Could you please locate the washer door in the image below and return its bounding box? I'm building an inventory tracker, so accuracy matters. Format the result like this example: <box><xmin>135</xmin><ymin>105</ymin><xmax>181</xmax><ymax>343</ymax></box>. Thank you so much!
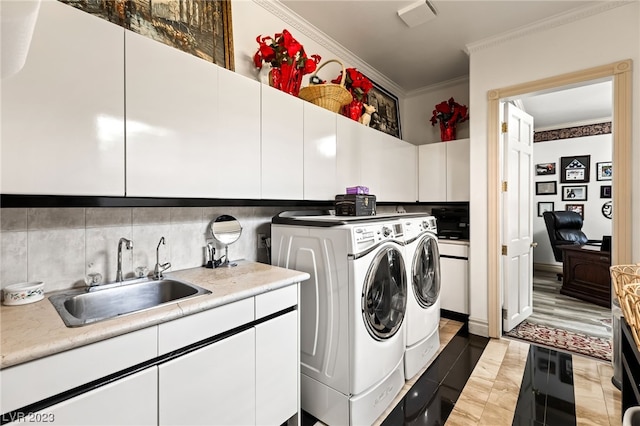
<box><xmin>362</xmin><ymin>246</ymin><xmax>407</xmax><ymax>340</ymax></box>
<box><xmin>412</xmin><ymin>235</ymin><xmax>441</xmax><ymax>308</ymax></box>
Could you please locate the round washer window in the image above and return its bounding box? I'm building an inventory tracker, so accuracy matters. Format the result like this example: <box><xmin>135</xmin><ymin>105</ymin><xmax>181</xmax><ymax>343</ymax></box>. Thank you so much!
<box><xmin>362</xmin><ymin>246</ymin><xmax>407</xmax><ymax>340</ymax></box>
<box><xmin>412</xmin><ymin>236</ymin><xmax>440</xmax><ymax>308</ymax></box>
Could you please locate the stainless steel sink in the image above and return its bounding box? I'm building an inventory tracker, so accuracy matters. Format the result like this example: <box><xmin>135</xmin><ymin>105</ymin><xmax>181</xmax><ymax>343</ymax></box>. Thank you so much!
<box><xmin>49</xmin><ymin>278</ymin><xmax>211</xmax><ymax>327</ymax></box>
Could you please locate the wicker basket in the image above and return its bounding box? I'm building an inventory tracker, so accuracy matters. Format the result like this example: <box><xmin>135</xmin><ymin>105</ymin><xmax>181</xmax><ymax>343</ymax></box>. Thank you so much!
<box><xmin>612</xmin><ymin>264</ymin><xmax>640</xmax><ymax>347</ymax></box>
<box><xmin>298</xmin><ymin>59</ymin><xmax>353</xmax><ymax>113</ymax></box>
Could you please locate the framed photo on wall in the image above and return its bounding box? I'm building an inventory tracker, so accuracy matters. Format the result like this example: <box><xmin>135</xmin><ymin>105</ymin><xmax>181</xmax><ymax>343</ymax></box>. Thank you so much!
<box><xmin>600</xmin><ymin>185</ymin><xmax>612</xmax><ymax>199</ymax></box>
<box><xmin>366</xmin><ymin>81</ymin><xmax>402</xmax><ymax>139</ymax></box>
<box><xmin>561</xmin><ymin>185</ymin><xmax>587</xmax><ymax>201</ymax></box>
<box><xmin>596</xmin><ymin>162</ymin><xmax>612</xmax><ymax>181</ymax></box>
<box><xmin>560</xmin><ymin>155</ymin><xmax>591</xmax><ymax>183</ymax></box>
<box><xmin>565</xmin><ymin>203</ymin><xmax>584</xmax><ymax>218</ymax></box>
<box><xmin>537</xmin><ymin>202</ymin><xmax>554</xmax><ymax>217</ymax></box>
<box><xmin>535</xmin><ymin>181</ymin><xmax>557</xmax><ymax>195</ymax></box>
<box><xmin>535</xmin><ymin>163</ymin><xmax>556</xmax><ymax>176</ymax></box>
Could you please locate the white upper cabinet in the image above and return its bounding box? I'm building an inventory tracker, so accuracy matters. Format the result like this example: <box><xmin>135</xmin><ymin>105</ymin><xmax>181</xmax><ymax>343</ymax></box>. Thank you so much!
<box><xmin>419</xmin><ymin>138</ymin><xmax>470</xmax><ymax>202</ymax></box>
<box><xmin>1</xmin><ymin>1</ymin><xmax>125</xmax><ymax>196</ymax></box>
<box><xmin>378</xmin><ymin>132</ymin><xmax>417</xmax><ymax>202</ymax></box>
<box><xmin>337</xmin><ymin>116</ymin><xmax>416</xmax><ymax>202</ymax></box>
<box><xmin>446</xmin><ymin>138</ymin><xmax>470</xmax><ymax>201</ymax></box>
<box><xmin>125</xmin><ymin>31</ymin><xmax>219</xmax><ymax>198</ymax></box>
<box><xmin>304</xmin><ymin>102</ymin><xmax>337</xmax><ymax>200</ymax></box>
<box><xmin>336</xmin><ymin>115</ymin><xmax>364</xmax><ymax>194</ymax></box>
<box><xmin>418</xmin><ymin>143</ymin><xmax>447</xmax><ymax>201</ymax></box>
<box><xmin>215</xmin><ymin>68</ymin><xmax>261</xmax><ymax>199</ymax></box>
<box><xmin>261</xmin><ymin>85</ymin><xmax>304</xmax><ymax>199</ymax></box>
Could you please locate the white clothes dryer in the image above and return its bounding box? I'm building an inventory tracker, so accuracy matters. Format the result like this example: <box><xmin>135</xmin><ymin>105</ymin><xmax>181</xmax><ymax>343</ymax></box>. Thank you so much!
<box><xmin>401</xmin><ymin>215</ymin><xmax>441</xmax><ymax>380</ymax></box>
<box><xmin>271</xmin><ymin>211</ymin><xmax>415</xmax><ymax>426</ymax></box>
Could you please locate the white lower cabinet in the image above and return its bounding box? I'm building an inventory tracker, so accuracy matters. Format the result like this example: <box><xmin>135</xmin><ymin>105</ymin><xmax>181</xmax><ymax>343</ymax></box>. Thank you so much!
<box><xmin>256</xmin><ymin>311</ymin><xmax>298</xmax><ymax>425</ymax></box>
<box><xmin>0</xmin><ymin>285</ymin><xmax>299</xmax><ymax>426</ymax></box>
<box><xmin>439</xmin><ymin>242</ymin><xmax>469</xmax><ymax>314</ymax></box>
<box><xmin>159</xmin><ymin>329</ymin><xmax>256</xmax><ymax>426</ymax></box>
<box><xmin>11</xmin><ymin>368</ymin><xmax>158</xmax><ymax>426</ymax></box>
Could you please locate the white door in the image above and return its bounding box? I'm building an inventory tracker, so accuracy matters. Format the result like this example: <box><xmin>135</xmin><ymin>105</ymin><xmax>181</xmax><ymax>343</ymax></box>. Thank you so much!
<box><xmin>502</xmin><ymin>103</ymin><xmax>535</xmax><ymax>332</ymax></box>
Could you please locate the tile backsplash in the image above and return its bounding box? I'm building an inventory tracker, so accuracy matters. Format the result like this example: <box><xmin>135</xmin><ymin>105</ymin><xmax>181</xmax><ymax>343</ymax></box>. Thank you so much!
<box><xmin>0</xmin><ymin>206</ymin><xmax>289</xmax><ymax>294</ymax></box>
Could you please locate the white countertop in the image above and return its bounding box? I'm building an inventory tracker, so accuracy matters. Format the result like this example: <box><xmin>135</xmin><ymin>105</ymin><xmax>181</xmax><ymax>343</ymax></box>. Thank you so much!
<box><xmin>0</xmin><ymin>261</ymin><xmax>309</xmax><ymax>369</ymax></box>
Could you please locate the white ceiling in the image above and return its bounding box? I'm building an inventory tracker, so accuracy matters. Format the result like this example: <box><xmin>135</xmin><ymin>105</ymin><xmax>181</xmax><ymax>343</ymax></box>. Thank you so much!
<box><xmin>280</xmin><ymin>0</ymin><xmax>613</xmax><ymax>129</ymax></box>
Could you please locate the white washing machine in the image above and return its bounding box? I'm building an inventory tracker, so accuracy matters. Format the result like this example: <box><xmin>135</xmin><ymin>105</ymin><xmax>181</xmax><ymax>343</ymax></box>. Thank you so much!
<box><xmin>271</xmin><ymin>211</ymin><xmax>416</xmax><ymax>426</ymax></box>
<box><xmin>402</xmin><ymin>215</ymin><xmax>441</xmax><ymax>380</ymax></box>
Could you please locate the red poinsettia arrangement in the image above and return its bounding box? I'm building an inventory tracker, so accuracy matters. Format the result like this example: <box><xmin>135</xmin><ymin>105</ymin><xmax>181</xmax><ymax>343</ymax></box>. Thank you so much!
<box><xmin>430</xmin><ymin>97</ymin><xmax>469</xmax><ymax>128</ymax></box>
<box><xmin>331</xmin><ymin>68</ymin><xmax>373</xmax><ymax>102</ymax></box>
<box><xmin>253</xmin><ymin>29</ymin><xmax>320</xmax><ymax>74</ymax></box>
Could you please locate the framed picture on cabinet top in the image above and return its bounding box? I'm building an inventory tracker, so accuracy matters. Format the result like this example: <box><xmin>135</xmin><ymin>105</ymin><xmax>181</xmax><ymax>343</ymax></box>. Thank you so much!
<box><xmin>560</xmin><ymin>155</ymin><xmax>591</xmax><ymax>183</ymax></box>
<box><xmin>58</xmin><ymin>0</ymin><xmax>235</xmax><ymax>70</ymax></box>
<box><xmin>596</xmin><ymin>162</ymin><xmax>612</xmax><ymax>181</ymax></box>
<box><xmin>600</xmin><ymin>185</ymin><xmax>612</xmax><ymax>199</ymax></box>
<box><xmin>366</xmin><ymin>80</ymin><xmax>402</xmax><ymax>139</ymax></box>
<box><xmin>565</xmin><ymin>203</ymin><xmax>584</xmax><ymax>218</ymax></box>
<box><xmin>535</xmin><ymin>181</ymin><xmax>557</xmax><ymax>195</ymax></box>
<box><xmin>561</xmin><ymin>185</ymin><xmax>587</xmax><ymax>201</ymax></box>
<box><xmin>537</xmin><ymin>202</ymin><xmax>554</xmax><ymax>217</ymax></box>
<box><xmin>535</xmin><ymin>163</ymin><xmax>556</xmax><ymax>176</ymax></box>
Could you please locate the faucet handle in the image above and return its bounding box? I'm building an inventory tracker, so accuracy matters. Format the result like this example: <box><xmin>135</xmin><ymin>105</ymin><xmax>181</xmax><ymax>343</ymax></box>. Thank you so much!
<box><xmin>85</xmin><ymin>273</ymin><xmax>103</xmax><ymax>287</ymax></box>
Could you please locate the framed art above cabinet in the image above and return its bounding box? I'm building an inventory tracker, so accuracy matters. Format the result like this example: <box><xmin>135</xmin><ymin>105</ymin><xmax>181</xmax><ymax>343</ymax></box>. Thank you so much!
<box><xmin>58</xmin><ymin>0</ymin><xmax>234</xmax><ymax>70</ymax></box>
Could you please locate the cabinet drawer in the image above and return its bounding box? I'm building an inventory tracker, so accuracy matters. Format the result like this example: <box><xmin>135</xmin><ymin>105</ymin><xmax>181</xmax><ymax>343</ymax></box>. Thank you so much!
<box><xmin>255</xmin><ymin>284</ymin><xmax>297</xmax><ymax>319</ymax></box>
<box><xmin>0</xmin><ymin>327</ymin><xmax>157</xmax><ymax>414</ymax></box>
<box><xmin>158</xmin><ymin>298</ymin><xmax>254</xmax><ymax>355</ymax></box>
<box><xmin>439</xmin><ymin>242</ymin><xmax>469</xmax><ymax>258</ymax></box>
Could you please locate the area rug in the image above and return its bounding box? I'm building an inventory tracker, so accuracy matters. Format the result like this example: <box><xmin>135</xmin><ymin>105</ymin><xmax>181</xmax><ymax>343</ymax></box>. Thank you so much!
<box><xmin>505</xmin><ymin>320</ymin><xmax>612</xmax><ymax>362</ymax></box>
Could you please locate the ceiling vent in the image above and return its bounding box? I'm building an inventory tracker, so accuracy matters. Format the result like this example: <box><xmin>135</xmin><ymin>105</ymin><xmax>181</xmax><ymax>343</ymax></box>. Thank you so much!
<box><xmin>397</xmin><ymin>0</ymin><xmax>438</xmax><ymax>28</ymax></box>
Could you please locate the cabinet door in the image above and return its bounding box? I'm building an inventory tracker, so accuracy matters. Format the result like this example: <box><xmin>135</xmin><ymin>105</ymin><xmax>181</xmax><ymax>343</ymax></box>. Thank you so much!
<box><xmin>418</xmin><ymin>143</ymin><xmax>447</xmax><ymax>202</ymax></box>
<box><xmin>125</xmin><ymin>31</ymin><xmax>219</xmax><ymax>198</ymax></box>
<box><xmin>446</xmin><ymin>138</ymin><xmax>470</xmax><ymax>201</ymax></box>
<box><xmin>440</xmin><ymin>257</ymin><xmax>469</xmax><ymax>314</ymax></box>
<box><xmin>304</xmin><ymin>103</ymin><xmax>337</xmax><ymax>200</ymax></box>
<box><xmin>215</xmin><ymin>68</ymin><xmax>261</xmax><ymax>198</ymax></box>
<box><xmin>256</xmin><ymin>310</ymin><xmax>298</xmax><ymax>425</ymax></box>
<box><xmin>1</xmin><ymin>1</ymin><xmax>125</xmax><ymax>196</ymax></box>
<box><xmin>359</xmin><ymin>126</ymin><xmax>386</xmax><ymax>199</ymax></box>
<box><xmin>158</xmin><ymin>329</ymin><xmax>256</xmax><ymax>425</ymax></box>
<box><xmin>261</xmin><ymin>85</ymin><xmax>304</xmax><ymax>199</ymax></box>
<box><xmin>8</xmin><ymin>368</ymin><xmax>158</xmax><ymax>426</ymax></box>
<box><xmin>336</xmin><ymin>115</ymin><xmax>363</xmax><ymax>193</ymax></box>
<box><xmin>379</xmin><ymin>133</ymin><xmax>417</xmax><ymax>202</ymax></box>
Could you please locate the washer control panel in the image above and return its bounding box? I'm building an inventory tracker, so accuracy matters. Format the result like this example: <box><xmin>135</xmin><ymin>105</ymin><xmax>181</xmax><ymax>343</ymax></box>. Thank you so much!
<box><xmin>353</xmin><ymin>222</ymin><xmax>403</xmax><ymax>250</ymax></box>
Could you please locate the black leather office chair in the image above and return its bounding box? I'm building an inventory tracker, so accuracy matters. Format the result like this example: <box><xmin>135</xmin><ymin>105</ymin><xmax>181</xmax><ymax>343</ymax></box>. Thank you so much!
<box><xmin>542</xmin><ymin>210</ymin><xmax>601</xmax><ymax>280</ymax></box>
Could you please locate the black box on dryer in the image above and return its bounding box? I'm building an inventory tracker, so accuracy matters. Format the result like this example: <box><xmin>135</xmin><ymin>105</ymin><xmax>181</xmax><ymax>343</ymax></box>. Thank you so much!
<box><xmin>334</xmin><ymin>194</ymin><xmax>376</xmax><ymax>216</ymax></box>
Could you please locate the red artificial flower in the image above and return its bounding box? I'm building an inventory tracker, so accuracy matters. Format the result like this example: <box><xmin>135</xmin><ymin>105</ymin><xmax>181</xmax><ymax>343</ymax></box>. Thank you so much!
<box><xmin>253</xmin><ymin>29</ymin><xmax>320</xmax><ymax>75</ymax></box>
<box><xmin>332</xmin><ymin>67</ymin><xmax>373</xmax><ymax>101</ymax></box>
<box><xmin>430</xmin><ymin>97</ymin><xmax>469</xmax><ymax>128</ymax></box>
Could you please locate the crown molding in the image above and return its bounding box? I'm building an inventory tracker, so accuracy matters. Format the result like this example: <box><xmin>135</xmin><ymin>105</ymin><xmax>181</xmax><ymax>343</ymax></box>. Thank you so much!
<box><xmin>464</xmin><ymin>1</ymin><xmax>633</xmax><ymax>55</ymax></box>
<box><xmin>406</xmin><ymin>75</ymin><xmax>469</xmax><ymax>98</ymax></box>
<box><xmin>253</xmin><ymin>0</ymin><xmax>405</xmax><ymax>97</ymax></box>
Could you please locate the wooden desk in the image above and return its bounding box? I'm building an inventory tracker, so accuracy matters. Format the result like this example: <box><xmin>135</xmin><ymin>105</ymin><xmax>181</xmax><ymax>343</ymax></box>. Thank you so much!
<box><xmin>560</xmin><ymin>244</ymin><xmax>611</xmax><ymax>307</ymax></box>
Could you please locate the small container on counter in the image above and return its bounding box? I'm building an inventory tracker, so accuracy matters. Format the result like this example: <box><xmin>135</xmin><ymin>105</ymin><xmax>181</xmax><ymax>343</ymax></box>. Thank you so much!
<box><xmin>3</xmin><ymin>281</ymin><xmax>45</xmax><ymax>306</ymax></box>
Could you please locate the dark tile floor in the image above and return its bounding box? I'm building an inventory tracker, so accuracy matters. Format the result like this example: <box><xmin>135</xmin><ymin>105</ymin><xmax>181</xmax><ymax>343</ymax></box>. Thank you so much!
<box><xmin>302</xmin><ymin>328</ymin><xmax>583</xmax><ymax>425</ymax></box>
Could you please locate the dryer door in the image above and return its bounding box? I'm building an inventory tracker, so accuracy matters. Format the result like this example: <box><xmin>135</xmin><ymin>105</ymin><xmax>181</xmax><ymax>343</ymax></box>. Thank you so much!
<box><xmin>362</xmin><ymin>246</ymin><xmax>407</xmax><ymax>340</ymax></box>
<box><xmin>412</xmin><ymin>234</ymin><xmax>441</xmax><ymax>308</ymax></box>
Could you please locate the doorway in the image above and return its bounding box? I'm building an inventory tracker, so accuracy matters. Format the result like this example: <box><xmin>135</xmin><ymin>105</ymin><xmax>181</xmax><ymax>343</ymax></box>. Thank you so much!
<box><xmin>487</xmin><ymin>60</ymin><xmax>633</xmax><ymax>339</ymax></box>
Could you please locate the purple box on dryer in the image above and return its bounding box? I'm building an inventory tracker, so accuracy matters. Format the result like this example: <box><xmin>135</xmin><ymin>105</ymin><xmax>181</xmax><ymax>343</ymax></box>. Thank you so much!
<box><xmin>346</xmin><ymin>186</ymin><xmax>369</xmax><ymax>195</ymax></box>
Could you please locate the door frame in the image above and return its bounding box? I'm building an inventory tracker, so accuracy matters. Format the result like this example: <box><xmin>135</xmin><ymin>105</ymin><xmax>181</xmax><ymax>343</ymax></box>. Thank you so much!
<box><xmin>487</xmin><ymin>59</ymin><xmax>633</xmax><ymax>338</ymax></box>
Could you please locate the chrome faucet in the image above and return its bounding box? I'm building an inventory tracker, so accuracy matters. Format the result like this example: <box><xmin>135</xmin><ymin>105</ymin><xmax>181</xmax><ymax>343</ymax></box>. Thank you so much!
<box><xmin>153</xmin><ymin>237</ymin><xmax>172</xmax><ymax>280</ymax></box>
<box><xmin>116</xmin><ymin>238</ymin><xmax>133</xmax><ymax>282</ymax></box>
